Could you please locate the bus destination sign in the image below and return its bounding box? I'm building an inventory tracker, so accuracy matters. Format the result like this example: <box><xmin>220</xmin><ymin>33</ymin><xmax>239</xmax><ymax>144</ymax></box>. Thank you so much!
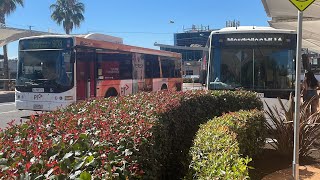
<box><xmin>19</xmin><ymin>38</ymin><xmax>73</xmax><ymax>50</ymax></box>
<box><xmin>219</xmin><ymin>33</ymin><xmax>296</xmax><ymax>47</ymax></box>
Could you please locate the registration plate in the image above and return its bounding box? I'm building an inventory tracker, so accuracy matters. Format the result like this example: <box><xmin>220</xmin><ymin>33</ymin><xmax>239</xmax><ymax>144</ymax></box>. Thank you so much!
<box><xmin>32</xmin><ymin>88</ymin><xmax>44</xmax><ymax>93</ymax></box>
<box><xmin>33</xmin><ymin>104</ymin><xmax>43</xmax><ymax>110</ymax></box>
<box><xmin>257</xmin><ymin>93</ymin><xmax>264</xmax><ymax>98</ymax></box>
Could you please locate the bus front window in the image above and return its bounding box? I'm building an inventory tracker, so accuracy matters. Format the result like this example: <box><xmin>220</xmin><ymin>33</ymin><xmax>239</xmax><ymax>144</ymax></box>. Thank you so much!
<box><xmin>17</xmin><ymin>50</ymin><xmax>73</xmax><ymax>89</ymax></box>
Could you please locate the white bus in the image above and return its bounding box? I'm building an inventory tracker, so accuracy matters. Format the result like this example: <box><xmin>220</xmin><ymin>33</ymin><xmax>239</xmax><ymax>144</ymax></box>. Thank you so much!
<box><xmin>202</xmin><ymin>26</ymin><xmax>297</xmax><ymax>99</ymax></box>
<box><xmin>15</xmin><ymin>34</ymin><xmax>182</xmax><ymax>111</ymax></box>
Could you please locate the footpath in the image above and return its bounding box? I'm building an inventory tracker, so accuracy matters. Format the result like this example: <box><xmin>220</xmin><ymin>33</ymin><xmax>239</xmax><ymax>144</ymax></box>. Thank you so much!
<box><xmin>0</xmin><ymin>91</ymin><xmax>15</xmax><ymax>103</ymax></box>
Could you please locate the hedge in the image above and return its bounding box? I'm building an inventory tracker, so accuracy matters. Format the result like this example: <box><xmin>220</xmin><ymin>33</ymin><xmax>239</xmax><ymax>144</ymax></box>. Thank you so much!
<box><xmin>188</xmin><ymin>110</ymin><xmax>266</xmax><ymax>180</ymax></box>
<box><xmin>0</xmin><ymin>90</ymin><xmax>263</xmax><ymax>179</ymax></box>
<box><xmin>155</xmin><ymin>90</ymin><xmax>263</xmax><ymax>179</ymax></box>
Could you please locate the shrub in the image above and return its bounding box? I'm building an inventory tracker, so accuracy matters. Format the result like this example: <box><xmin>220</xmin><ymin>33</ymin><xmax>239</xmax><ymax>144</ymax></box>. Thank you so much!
<box><xmin>188</xmin><ymin>110</ymin><xmax>266</xmax><ymax>180</ymax></box>
<box><xmin>0</xmin><ymin>90</ymin><xmax>263</xmax><ymax>179</ymax></box>
<box><xmin>0</xmin><ymin>96</ymin><xmax>156</xmax><ymax>179</ymax></box>
<box><xmin>264</xmin><ymin>94</ymin><xmax>320</xmax><ymax>157</ymax></box>
<box><xmin>152</xmin><ymin>90</ymin><xmax>263</xmax><ymax>179</ymax></box>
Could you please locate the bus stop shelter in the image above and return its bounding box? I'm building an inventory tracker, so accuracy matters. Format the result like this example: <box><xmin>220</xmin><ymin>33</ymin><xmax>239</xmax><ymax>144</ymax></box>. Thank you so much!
<box><xmin>262</xmin><ymin>0</ymin><xmax>320</xmax><ymax>53</ymax></box>
<box><xmin>0</xmin><ymin>26</ymin><xmax>56</xmax><ymax>47</ymax></box>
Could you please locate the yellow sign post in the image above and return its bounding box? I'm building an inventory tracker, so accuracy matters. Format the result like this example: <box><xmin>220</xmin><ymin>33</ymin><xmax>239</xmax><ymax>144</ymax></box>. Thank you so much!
<box><xmin>289</xmin><ymin>0</ymin><xmax>315</xmax><ymax>11</ymax></box>
<box><xmin>289</xmin><ymin>0</ymin><xmax>315</xmax><ymax>180</ymax></box>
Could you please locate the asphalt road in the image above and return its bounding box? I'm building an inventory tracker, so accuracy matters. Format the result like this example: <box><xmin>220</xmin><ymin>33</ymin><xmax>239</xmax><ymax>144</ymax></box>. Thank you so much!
<box><xmin>0</xmin><ymin>102</ymin><xmax>35</xmax><ymax>129</ymax></box>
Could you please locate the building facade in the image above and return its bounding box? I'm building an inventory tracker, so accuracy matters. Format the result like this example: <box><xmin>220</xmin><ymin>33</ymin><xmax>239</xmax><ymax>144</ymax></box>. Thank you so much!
<box><xmin>155</xmin><ymin>25</ymin><xmax>213</xmax><ymax>76</ymax></box>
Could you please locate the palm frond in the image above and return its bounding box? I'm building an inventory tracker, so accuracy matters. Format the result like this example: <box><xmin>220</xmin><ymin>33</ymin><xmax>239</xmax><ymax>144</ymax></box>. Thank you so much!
<box><xmin>0</xmin><ymin>0</ymin><xmax>24</xmax><ymax>16</ymax></box>
<box><xmin>50</xmin><ymin>0</ymin><xmax>85</xmax><ymax>34</ymax></box>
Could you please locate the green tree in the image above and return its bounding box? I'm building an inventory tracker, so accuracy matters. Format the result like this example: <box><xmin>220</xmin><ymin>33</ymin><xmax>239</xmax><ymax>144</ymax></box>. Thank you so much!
<box><xmin>50</xmin><ymin>0</ymin><xmax>85</xmax><ymax>34</ymax></box>
<box><xmin>0</xmin><ymin>0</ymin><xmax>24</xmax><ymax>90</ymax></box>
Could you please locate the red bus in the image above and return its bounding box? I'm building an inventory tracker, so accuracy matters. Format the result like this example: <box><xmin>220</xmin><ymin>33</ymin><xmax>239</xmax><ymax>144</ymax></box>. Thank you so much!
<box><xmin>15</xmin><ymin>34</ymin><xmax>182</xmax><ymax>111</ymax></box>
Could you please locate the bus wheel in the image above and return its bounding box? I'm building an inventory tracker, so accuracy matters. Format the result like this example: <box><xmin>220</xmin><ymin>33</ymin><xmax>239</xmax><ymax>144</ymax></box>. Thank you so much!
<box><xmin>175</xmin><ymin>83</ymin><xmax>182</xmax><ymax>91</ymax></box>
<box><xmin>161</xmin><ymin>84</ymin><xmax>168</xmax><ymax>90</ymax></box>
<box><xmin>105</xmin><ymin>88</ymin><xmax>118</xmax><ymax>98</ymax></box>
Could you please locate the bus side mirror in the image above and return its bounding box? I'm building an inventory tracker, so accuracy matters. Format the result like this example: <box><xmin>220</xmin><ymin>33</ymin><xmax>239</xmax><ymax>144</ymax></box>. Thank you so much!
<box><xmin>199</xmin><ymin>70</ymin><xmax>207</xmax><ymax>85</ymax></box>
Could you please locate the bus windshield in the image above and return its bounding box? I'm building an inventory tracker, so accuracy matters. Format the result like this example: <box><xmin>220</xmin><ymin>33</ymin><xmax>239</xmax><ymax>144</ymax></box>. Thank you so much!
<box><xmin>17</xmin><ymin>50</ymin><xmax>73</xmax><ymax>88</ymax></box>
<box><xmin>209</xmin><ymin>47</ymin><xmax>295</xmax><ymax>90</ymax></box>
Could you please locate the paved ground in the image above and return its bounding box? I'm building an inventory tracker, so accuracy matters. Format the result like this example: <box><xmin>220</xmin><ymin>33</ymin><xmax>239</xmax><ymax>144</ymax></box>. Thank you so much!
<box><xmin>262</xmin><ymin>164</ymin><xmax>320</xmax><ymax>180</ymax></box>
<box><xmin>0</xmin><ymin>102</ymin><xmax>34</xmax><ymax>129</ymax></box>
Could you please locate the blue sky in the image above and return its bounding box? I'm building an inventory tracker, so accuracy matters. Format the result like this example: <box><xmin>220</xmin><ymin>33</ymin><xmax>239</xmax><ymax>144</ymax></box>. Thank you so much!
<box><xmin>1</xmin><ymin>0</ymin><xmax>270</xmax><ymax>58</ymax></box>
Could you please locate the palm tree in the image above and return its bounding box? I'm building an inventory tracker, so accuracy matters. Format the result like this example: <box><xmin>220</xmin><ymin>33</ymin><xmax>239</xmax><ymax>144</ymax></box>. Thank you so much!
<box><xmin>0</xmin><ymin>0</ymin><xmax>24</xmax><ymax>90</ymax></box>
<box><xmin>50</xmin><ymin>0</ymin><xmax>85</xmax><ymax>34</ymax></box>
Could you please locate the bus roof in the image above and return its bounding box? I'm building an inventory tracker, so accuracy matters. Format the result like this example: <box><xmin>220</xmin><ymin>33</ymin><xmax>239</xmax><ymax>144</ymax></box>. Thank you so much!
<box><xmin>210</xmin><ymin>26</ymin><xmax>296</xmax><ymax>36</ymax></box>
<box><xmin>74</xmin><ymin>36</ymin><xmax>181</xmax><ymax>59</ymax></box>
<box><xmin>19</xmin><ymin>34</ymin><xmax>181</xmax><ymax>59</ymax></box>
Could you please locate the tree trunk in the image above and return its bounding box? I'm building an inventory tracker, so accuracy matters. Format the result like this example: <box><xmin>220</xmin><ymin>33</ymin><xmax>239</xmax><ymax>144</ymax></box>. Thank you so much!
<box><xmin>3</xmin><ymin>45</ymin><xmax>9</xmax><ymax>90</ymax></box>
<box><xmin>0</xmin><ymin>13</ymin><xmax>9</xmax><ymax>90</ymax></box>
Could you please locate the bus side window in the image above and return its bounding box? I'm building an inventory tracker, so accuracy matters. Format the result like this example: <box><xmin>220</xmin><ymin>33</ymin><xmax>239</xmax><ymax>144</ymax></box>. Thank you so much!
<box><xmin>145</xmin><ymin>60</ymin><xmax>152</xmax><ymax>78</ymax></box>
<box><xmin>145</xmin><ymin>55</ymin><xmax>160</xmax><ymax>78</ymax></box>
<box><xmin>161</xmin><ymin>58</ymin><xmax>175</xmax><ymax>78</ymax></box>
<box><xmin>153</xmin><ymin>57</ymin><xmax>160</xmax><ymax>78</ymax></box>
<box><xmin>120</xmin><ymin>58</ymin><xmax>133</xmax><ymax>79</ymax></box>
<box><xmin>145</xmin><ymin>55</ymin><xmax>159</xmax><ymax>78</ymax></box>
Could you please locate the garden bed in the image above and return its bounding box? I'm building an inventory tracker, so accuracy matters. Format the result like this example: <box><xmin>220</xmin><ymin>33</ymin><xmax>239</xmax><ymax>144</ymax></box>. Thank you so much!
<box><xmin>250</xmin><ymin>143</ymin><xmax>320</xmax><ymax>179</ymax></box>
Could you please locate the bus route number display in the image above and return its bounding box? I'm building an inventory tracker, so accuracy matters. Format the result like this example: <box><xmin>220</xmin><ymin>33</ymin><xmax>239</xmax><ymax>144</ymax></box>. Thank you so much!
<box><xmin>20</xmin><ymin>38</ymin><xmax>72</xmax><ymax>50</ymax></box>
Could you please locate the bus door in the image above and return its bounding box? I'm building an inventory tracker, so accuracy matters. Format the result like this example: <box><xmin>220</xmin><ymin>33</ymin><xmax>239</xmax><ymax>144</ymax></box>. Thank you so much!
<box><xmin>76</xmin><ymin>51</ymin><xmax>96</xmax><ymax>100</ymax></box>
<box><xmin>132</xmin><ymin>53</ymin><xmax>146</xmax><ymax>93</ymax></box>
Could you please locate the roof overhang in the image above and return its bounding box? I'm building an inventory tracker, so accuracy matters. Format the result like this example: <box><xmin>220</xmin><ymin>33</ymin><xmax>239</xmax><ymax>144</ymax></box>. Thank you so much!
<box><xmin>262</xmin><ymin>0</ymin><xmax>320</xmax><ymax>53</ymax></box>
<box><xmin>0</xmin><ymin>26</ymin><xmax>57</xmax><ymax>47</ymax></box>
<box><xmin>262</xmin><ymin>0</ymin><xmax>320</xmax><ymax>19</ymax></box>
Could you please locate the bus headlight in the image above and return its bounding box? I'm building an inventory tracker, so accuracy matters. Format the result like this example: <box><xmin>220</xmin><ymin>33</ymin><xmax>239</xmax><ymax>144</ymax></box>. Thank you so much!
<box><xmin>65</xmin><ymin>96</ymin><xmax>73</xmax><ymax>100</ymax></box>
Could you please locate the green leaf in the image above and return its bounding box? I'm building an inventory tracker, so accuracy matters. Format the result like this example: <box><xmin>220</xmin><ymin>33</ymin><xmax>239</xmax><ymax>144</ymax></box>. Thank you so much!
<box><xmin>69</xmin><ymin>170</ymin><xmax>81</xmax><ymax>179</ymax></box>
<box><xmin>0</xmin><ymin>158</ymin><xmax>8</xmax><ymax>165</ymax></box>
<box><xmin>62</xmin><ymin>152</ymin><xmax>73</xmax><ymax>160</ymax></box>
<box><xmin>45</xmin><ymin>168</ymin><xmax>54</xmax><ymax>178</ymax></box>
<box><xmin>124</xmin><ymin>149</ymin><xmax>132</xmax><ymax>156</ymax></box>
<box><xmin>0</xmin><ymin>165</ymin><xmax>9</xmax><ymax>171</ymax></box>
<box><xmin>75</xmin><ymin>151</ymin><xmax>81</xmax><ymax>156</ymax></box>
<box><xmin>49</xmin><ymin>153</ymin><xmax>58</xmax><ymax>162</ymax></box>
<box><xmin>85</xmin><ymin>155</ymin><xmax>94</xmax><ymax>165</ymax></box>
<box><xmin>74</xmin><ymin>161</ymin><xmax>84</xmax><ymax>170</ymax></box>
<box><xmin>79</xmin><ymin>133</ymin><xmax>87</xmax><ymax>139</ymax></box>
<box><xmin>80</xmin><ymin>171</ymin><xmax>91</xmax><ymax>180</ymax></box>
<box><xmin>34</xmin><ymin>175</ymin><xmax>44</xmax><ymax>180</ymax></box>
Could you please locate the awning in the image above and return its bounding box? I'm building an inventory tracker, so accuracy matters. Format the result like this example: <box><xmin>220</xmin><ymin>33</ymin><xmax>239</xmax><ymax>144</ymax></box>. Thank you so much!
<box><xmin>269</xmin><ymin>18</ymin><xmax>320</xmax><ymax>53</ymax></box>
<box><xmin>0</xmin><ymin>26</ymin><xmax>56</xmax><ymax>47</ymax></box>
<box><xmin>262</xmin><ymin>0</ymin><xmax>320</xmax><ymax>19</ymax></box>
<box><xmin>262</xmin><ymin>0</ymin><xmax>320</xmax><ymax>53</ymax></box>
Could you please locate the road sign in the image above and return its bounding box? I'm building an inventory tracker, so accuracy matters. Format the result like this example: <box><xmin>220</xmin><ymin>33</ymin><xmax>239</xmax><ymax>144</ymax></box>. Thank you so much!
<box><xmin>289</xmin><ymin>0</ymin><xmax>315</xmax><ymax>11</ymax></box>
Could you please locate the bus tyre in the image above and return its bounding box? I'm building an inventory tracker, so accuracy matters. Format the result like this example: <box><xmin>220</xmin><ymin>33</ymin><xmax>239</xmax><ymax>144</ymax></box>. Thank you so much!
<box><xmin>175</xmin><ymin>83</ymin><xmax>182</xmax><ymax>91</ymax></box>
<box><xmin>105</xmin><ymin>88</ymin><xmax>118</xmax><ymax>98</ymax></box>
<box><xmin>161</xmin><ymin>84</ymin><xmax>168</xmax><ymax>90</ymax></box>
